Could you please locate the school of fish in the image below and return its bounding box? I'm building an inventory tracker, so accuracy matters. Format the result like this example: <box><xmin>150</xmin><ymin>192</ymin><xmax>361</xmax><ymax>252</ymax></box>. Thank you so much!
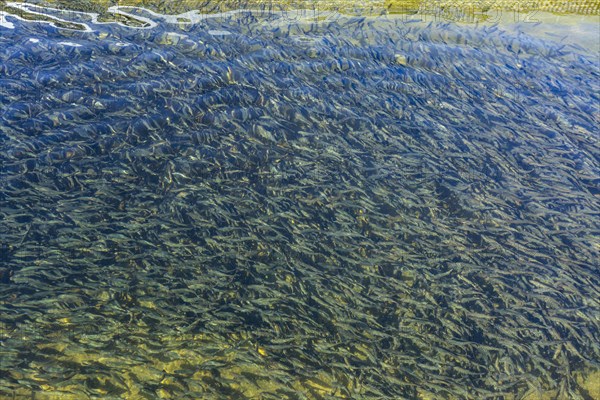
<box><xmin>0</xmin><ymin>4</ymin><xmax>599</xmax><ymax>399</ymax></box>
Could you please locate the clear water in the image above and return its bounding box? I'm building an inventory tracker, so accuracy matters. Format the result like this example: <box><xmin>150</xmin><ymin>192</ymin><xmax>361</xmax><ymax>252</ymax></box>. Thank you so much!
<box><xmin>0</xmin><ymin>5</ymin><xmax>599</xmax><ymax>399</ymax></box>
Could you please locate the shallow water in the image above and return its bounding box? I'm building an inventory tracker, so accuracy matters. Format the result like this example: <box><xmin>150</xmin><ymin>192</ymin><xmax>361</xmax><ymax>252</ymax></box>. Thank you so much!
<box><xmin>0</xmin><ymin>4</ymin><xmax>599</xmax><ymax>399</ymax></box>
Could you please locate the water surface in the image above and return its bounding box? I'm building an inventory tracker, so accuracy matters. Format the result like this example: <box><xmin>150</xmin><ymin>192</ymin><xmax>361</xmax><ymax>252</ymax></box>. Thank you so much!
<box><xmin>1</xmin><ymin>5</ymin><xmax>599</xmax><ymax>399</ymax></box>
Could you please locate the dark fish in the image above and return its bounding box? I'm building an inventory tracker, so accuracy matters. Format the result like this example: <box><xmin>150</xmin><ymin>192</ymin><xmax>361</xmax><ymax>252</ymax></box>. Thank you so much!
<box><xmin>0</xmin><ymin>267</ymin><xmax>13</xmax><ymax>284</ymax></box>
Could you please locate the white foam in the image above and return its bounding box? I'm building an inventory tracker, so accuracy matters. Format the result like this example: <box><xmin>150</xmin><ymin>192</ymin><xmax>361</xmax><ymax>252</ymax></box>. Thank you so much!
<box><xmin>108</xmin><ymin>6</ymin><xmax>256</xmax><ymax>25</ymax></box>
<box><xmin>1</xmin><ymin>13</ymin><xmax>15</xmax><ymax>29</ymax></box>
<box><xmin>2</xmin><ymin>3</ymin><xmax>349</xmax><ymax>34</ymax></box>
<box><xmin>98</xmin><ymin>5</ymin><xmax>325</xmax><ymax>26</ymax></box>
<box><xmin>4</xmin><ymin>2</ymin><xmax>155</xmax><ymax>31</ymax></box>
<box><xmin>28</xmin><ymin>38</ymin><xmax>40</xmax><ymax>43</ymax></box>
<box><xmin>5</xmin><ymin>2</ymin><xmax>93</xmax><ymax>32</ymax></box>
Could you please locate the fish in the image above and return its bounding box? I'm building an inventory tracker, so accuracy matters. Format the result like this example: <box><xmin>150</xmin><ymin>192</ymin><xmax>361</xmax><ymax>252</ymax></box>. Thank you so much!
<box><xmin>0</xmin><ymin>6</ymin><xmax>599</xmax><ymax>400</ymax></box>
